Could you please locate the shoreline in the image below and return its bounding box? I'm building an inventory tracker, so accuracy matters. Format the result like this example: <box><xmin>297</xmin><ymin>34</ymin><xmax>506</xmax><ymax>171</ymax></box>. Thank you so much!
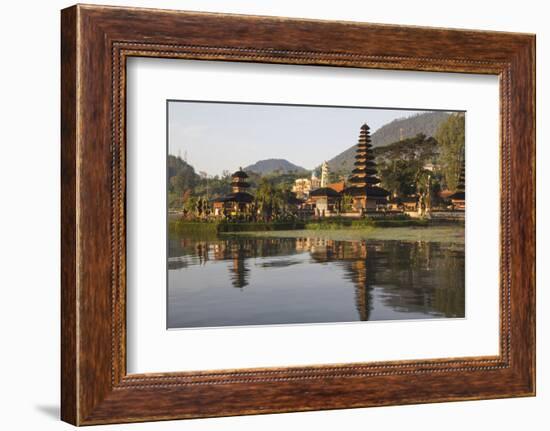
<box><xmin>220</xmin><ymin>225</ymin><xmax>465</xmax><ymax>244</ymax></box>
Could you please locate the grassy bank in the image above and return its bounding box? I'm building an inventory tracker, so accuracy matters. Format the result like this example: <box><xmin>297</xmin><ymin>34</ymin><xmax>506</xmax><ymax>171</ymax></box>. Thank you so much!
<box><xmin>169</xmin><ymin>217</ymin><xmax>464</xmax><ymax>243</ymax></box>
<box><xmin>304</xmin><ymin>217</ymin><xmax>430</xmax><ymax>230</ymax></box>
<box><xmin>223</xmin><ymin>225</ymin><xmax>465</xmax><ymax>244</ymax></box>
<box><xmin>169</xmin><ymin>219</ymin><xmax>306</xmax><ymax>235</ymax></box>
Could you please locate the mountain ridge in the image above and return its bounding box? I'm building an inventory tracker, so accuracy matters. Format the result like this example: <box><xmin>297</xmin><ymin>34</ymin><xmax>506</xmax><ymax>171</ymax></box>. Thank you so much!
<box><xmin>327</xmin><ymin>111</ymin><xmax>451</xmax><ymax>174</ymax></box>
<box><xmin>244</xmin><ymin>158</ymin><xmax>308</xmax><ymax>175</ymax></box>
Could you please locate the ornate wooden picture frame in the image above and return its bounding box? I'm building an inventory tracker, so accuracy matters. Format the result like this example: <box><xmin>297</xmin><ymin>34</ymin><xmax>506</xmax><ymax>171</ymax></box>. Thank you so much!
<box><xmin>61</xmin><ymin>4</ymin><xmax>535</xmax><ymax>425</ymax></box>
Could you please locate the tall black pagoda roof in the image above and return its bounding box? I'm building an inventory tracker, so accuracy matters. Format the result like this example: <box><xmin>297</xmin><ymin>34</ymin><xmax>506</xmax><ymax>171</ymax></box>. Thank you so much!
<box><xmin>345</xmin><ymin>123</ymin><xmax>389</xmax><ymax>197</ymax></box>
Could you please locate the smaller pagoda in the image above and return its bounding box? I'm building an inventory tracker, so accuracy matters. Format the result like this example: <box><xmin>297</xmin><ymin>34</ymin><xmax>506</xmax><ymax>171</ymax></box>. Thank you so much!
<box><xmin>449</xmin><ymin>160</ymin><xmax>465</xmax><ymax>210</ymax></box>
<box><xmin>212</xmin><ymin>168</ymin><xmax>254</xmax><ymax>216</ymax></box>
<box><xmin>342</xmin><ymin>123</ymin><xmax>389</xmax><ymax>213</ymax></box>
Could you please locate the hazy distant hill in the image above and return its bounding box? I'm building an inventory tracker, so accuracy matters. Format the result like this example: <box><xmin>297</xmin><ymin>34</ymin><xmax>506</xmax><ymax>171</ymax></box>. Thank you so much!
<box><xmin>245</xmin><ymin>158</ymin><xmax>308</xmax><ymax>175</ymax></box>
<box><xmin>327</xmin><ymin>111</ymin><xmax>451</xmax><ymax>174</ymax></box>
<box><xmin>168</xmin><ymin>155</ymin><xmax>200</xmax><ymax>188</ymax></box>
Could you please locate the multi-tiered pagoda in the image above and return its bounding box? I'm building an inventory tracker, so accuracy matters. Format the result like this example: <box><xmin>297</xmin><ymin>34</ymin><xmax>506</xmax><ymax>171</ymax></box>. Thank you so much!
<box><xmin>449</xmin><ymin>160</ymin><xmax>465</xmax><ymax>210</ymax></box>
<box><xmin>343</xmin><ymin>123</ymin><xmax>389</xmax><ymax>212</ymax></box>
<box><xmin>212</xmin><ymin>168</ymin><xmax>254</xmax><ymax>216</ymax></box>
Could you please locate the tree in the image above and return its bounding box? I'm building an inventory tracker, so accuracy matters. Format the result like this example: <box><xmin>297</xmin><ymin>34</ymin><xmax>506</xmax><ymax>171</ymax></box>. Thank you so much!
<box><xmin>415</xmin><ymin>169</ymin><xmax>433</xmax><ymax>217</ymax></box>
<box><xmin>255</xmin><ymin>179</ymin><xmax>286</xmax><ymax>221</ymax></box>
<box><xmin>377</xmin><ymin>133</ymin><xmax>438</xmax><ymax>198</ymax></box>
<box><xmin>167</xmin><ymin>155</ymin><xmax>199</xmax><ymax>196</ymax></box>
<box><xmin>341</xmin><ymin>193</ymin><xmax>354</xmax><ymax>212</ymax></box>
<box><xmin>379</xmin><ymin>159</ymin><xmax>419</xmax><ymax>198</ymax></box>
<box><xmin>184</xmin><ymin>196</ymin><xmax>198</xmax><ymax>215</ymax></box>
<box><xmin>436</xmin><ymin>113</ymin><xmax>465</xmax><ymax>191</ymax></box>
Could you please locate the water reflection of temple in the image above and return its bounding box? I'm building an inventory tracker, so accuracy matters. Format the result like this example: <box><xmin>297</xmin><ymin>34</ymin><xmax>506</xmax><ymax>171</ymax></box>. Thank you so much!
<box><xmin>228</xmin><ymin>243</ymin><xmax>250</xmax><ymax>288</ymax></box>
<box><xmin>296</xmin><ymin>238</ymin><xmax>373</xmax><ymax>320</ymax></box>
<box><xmin>346</xmin><ymin>260</ymin><xmax>371</xmax><ymax>321</ymax></box>
<box><xmin>169</xmin><ymin>237</ymin><xmax>300</xmax><ymax>290</ymax></box>
<box><xmin>169</xmin><ymin>235</ymin><xmax>465</xmax><ymax>319</ymax></box>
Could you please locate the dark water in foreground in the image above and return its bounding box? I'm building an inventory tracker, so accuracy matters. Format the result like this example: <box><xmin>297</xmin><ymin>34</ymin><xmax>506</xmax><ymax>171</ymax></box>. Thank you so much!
<box><xmin>168</xmin><ymin>233</ymin><xmax>465</xmax><ymax>328</ymax></box>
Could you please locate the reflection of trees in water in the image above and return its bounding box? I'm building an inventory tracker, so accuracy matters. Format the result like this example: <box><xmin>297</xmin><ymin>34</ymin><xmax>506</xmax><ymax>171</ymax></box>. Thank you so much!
<box><xmin>169</xmin><ymin>233</ymin><xmax>464</xmax><ymax>318</ymax></box>
<box><xmin>169</xmin><ymin>236</ymin><xmax>298</xmax><ymax>260</ymax></box>
<box><xmin>291</xmin><ymin>237</ymin><xmax>464</xmax><ymax>319</ymax></box>
<box><xmin>426</xmin><ymin>244</ymin><xmax>465</xmax><ymax>317</ymax></box>
<box><xmin>365</xmin><ymin>241</ymin><xmax>465</xmax><ymax>318</ymax></box>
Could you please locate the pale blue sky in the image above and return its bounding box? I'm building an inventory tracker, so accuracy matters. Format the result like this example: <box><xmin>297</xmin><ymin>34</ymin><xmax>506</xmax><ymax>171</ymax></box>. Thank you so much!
<box><xmin>168</xmin><ymin>101</ymin><xmax>436</xmax><ymax>177</ymax></box>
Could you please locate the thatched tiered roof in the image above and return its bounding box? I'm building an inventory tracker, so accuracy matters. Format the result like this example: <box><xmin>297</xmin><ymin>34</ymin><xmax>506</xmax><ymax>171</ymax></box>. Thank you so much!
<box><xmin>343</xmin><ymin>123</ymin><xmax>389</xmax><ymax>198</ymax></box>
<box><xmin>309</xmin><ymin>187</ymin><xmax>341</xmax><ymax>198</ymax></box>
<box><xmin>214</xmin><ymin>168</ymin><xmax>254</xmax><ymax>204</ymax></box>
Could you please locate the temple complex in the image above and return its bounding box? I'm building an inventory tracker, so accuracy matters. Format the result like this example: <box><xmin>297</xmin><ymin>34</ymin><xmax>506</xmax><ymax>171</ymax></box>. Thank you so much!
<box><xmin>342</xmin><ymin>123</ymin><xmax>390</xmax><ymax>212</ymax></box>
<box><xmin>204</xmin><ymin>122</ymin><xmax>463</xmax><ymax>220</ymax></box>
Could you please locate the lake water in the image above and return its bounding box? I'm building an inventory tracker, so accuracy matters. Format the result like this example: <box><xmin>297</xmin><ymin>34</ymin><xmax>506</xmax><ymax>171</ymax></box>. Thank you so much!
<box><xmin>167</xmin><ymin>233</ymin><xmax>465</xmax><ymax>328</ymax></box>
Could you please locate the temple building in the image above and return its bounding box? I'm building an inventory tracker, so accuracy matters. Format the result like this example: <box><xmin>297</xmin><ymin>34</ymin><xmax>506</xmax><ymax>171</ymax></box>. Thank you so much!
<box><xmin>212</xmin><ymin>168</ymin><xmax>254</xmax><ymax>216</ymax></box>
<box><xmin>449</xmin><ymin>160</ymin><xmax>465</xmax><ymax>210</ymax></box>
<box><xmin>291</xmin><ymin>171</ymin><xmax>322</xmax><ymax>199</ymax></box>
<box><xmin>342</xmin><ymin>123</ymin><xmax>390</xmax><ymax>212</ymax></box>
<box><xmin>292</xmin><ymin>177</ymin><xmax>312</xmax><ymax>199</ymax></box>
<box><xmin>327</xmin><ymin>181</ymin><xmax>346</xmax><ymax>193</ymax></box>
<box><xmin>308</xmin><ymin>186</ymin><xmax>341</xmax><ymax>217</ymax></box>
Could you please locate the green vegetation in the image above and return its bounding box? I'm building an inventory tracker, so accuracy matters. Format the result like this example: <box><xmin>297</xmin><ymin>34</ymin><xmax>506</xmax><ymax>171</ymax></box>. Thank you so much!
<box><xmin>169</xmin><ymin>218</ymin><xmax>306</xmax><ymax>235</ymax></box>
<box><xmin>303</xmin><ymin>216</ymin><xmax>428</xmax><ymax>230</ymax></box>
<box><xmin>436</xmin><ymin>113</ymin><xmax>465</xmax><ymax>190</ymax></box>
<box><xmin>254</xmin><ymin>178</ymin><xmax>302</xmax><ymax>221</ymax></box>
<box><xmin>376</xmin><ymin>133</ymin><xmax>438</xmax><ymax>195</ymax></box>
<box><xmin>218</xmin><ymin>220</ymin><xmax>305</xmax><ymax>232</ymax></box>
<box><xmin>170</xmin><ymin>215</ymin><xmax>462</xmax><ymax>236</ymax></box>
<box><xmin>168</xmin><ymin>220</ymin><xmax>219</xmax><ymax>242</ymax></box>
<box><xmin>168</xmin><ymin>154</ymin><xmax>309</xmax><ymax>211</ymax></box>
<box><xmin>228</xmin><ymin>225</ymin><xmax>465</xmax><ymax>244</ymax></box>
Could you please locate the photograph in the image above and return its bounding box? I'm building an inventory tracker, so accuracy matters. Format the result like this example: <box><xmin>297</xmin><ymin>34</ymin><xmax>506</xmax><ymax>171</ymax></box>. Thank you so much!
<box><xmin>167</xmin><ymin>101</ymin><xmax>466</xmax><ymax>329</ymax></box>
<box><xmin>0</xmin><ymin>0</ymin><xmax>540</xmax><ymax>428</ymax></box>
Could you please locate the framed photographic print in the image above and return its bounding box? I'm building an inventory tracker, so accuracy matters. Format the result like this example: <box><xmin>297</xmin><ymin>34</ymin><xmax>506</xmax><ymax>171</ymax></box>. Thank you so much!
<box><xmin>61</xmin><ymin>4</ymin><xmax>535</xmax><ymax>425</ymax></box>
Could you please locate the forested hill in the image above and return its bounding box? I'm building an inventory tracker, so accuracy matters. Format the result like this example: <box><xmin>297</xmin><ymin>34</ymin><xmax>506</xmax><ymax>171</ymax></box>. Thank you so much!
<box><xmin>167</xmin><ymin>155</ymin><xmax>200</xmax><ymax>192</ymax></box>
<box><xmin>244</xmin><ymin>158</ymin><xmax>307</xmax><ymax>175</ymax></box>
<box><xmin>327</xmin><ymin>111</ymin><xmax>451</xmax><ymax>175</ymax></box>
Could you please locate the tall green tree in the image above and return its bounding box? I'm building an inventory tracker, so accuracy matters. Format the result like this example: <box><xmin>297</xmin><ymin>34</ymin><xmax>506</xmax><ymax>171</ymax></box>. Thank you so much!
<box><xmin>255</xmin><ymin>178</ymin><xmax>287</xmax><ymax>221</ymax></box>
<box><xmin>379</xmin><ymin>159</ymin><xmax>418</xmax><ymax>198</ymax></box>
<box><xmin>377</xmin><ymin>133</ymin><xmax>438</xmax><ymax>198</ymax></box>
<box><xmin>436</xmin><ymin>113</ymin><xmax>465</xmax><ymax>191</ymax></box>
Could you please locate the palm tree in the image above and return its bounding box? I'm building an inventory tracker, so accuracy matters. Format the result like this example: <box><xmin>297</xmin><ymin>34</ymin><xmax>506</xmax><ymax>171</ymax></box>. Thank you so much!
<box><xmin>255</xmin><ymin>179</ymin><xmax>290</xmax><ymax>221</ymax></box>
